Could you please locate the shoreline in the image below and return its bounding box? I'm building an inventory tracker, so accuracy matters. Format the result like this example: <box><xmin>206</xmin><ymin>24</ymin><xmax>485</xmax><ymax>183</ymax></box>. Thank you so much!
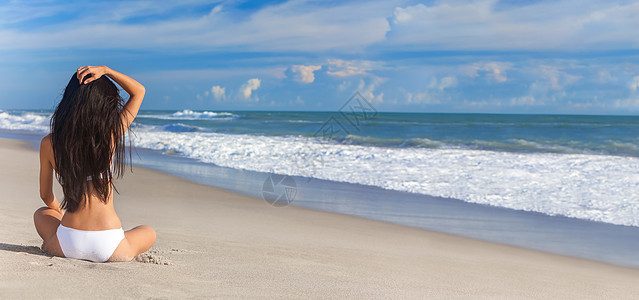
<box><xmin>2</xmin><ymin>130</ymin><xmax>639</xmax><ymax>269</ymax></box>
<box><xmin>132</xmin><ymin>145</ymin><xmax>639</xmax><ymax>269</ymax></box>
<box><xmin>2</xmin><ymin>137</ymin><xmax>639</xmax><ymax>297</ymax></box>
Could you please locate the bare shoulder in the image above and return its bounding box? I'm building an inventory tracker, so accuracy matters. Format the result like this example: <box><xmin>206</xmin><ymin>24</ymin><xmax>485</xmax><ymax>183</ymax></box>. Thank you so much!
<box><xmin>40</xmin><ymin>134</ymin><xmax>52</xmax><ymax>150</ymax></box>
<box><xmin>40</xmin><ymin>134</ymin><xmax>54</xmax><ymax>161</ymax></box>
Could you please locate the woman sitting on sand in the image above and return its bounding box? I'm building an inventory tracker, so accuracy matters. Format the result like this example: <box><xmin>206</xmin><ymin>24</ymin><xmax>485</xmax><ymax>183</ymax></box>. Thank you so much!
<box><xmin>33</xmin><ymin>66</ymin><xmax>156</xmax><ymax>262</ymax></box>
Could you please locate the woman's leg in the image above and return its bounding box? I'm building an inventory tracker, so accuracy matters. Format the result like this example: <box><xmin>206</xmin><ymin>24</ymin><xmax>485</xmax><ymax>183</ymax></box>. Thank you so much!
<box><xmin>109</xmin><ymin>225</ymin><xmax>156</xmax><ymax>262</ymax></box>
<box><xmin>33</xmin><ymin>207</ymin><xmax>64</xmax><ymax>257</ymax></box>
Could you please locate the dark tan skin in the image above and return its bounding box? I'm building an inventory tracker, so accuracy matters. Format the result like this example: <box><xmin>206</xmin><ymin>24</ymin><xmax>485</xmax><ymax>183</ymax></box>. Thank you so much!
<box><xmin>33</xmin><ymin>66</ymin><xmax>156</xmax><ymax>262</ymax></box>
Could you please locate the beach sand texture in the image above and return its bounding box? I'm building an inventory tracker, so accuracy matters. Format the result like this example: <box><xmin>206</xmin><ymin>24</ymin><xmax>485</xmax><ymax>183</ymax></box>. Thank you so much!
<box><xmin>1</xmin><ymin>137</ymin><xmax>638</xmax><ymax>299</ymax></box>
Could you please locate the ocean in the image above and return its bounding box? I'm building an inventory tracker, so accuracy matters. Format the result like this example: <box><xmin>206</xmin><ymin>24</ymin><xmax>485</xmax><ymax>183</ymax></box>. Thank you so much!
<box><xmin>3</xmin><ymin>108</ymin><xmax>638</xmax><ymax>226</ymax></box>
<box><xmin>2</xmin><ymin>108</ymin><xmax>639</xmax><ymax>267</ymax></box>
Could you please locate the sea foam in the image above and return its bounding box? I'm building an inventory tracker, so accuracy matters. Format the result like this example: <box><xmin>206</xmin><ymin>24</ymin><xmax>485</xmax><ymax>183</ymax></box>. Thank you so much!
<box><xmin>130</xmin><ymin>126</ymin><xmax>639</xmax><ymax>227</ymax></box>
<box><xmin>2</xmin><ymin>110</ymin><xmax>638</xmax><ymax>227</ymax></box>
<box><xmin>0</xmin><ymin>111</ymin><xmax>50</xmax><ymax>132</ymax></box>
<box><xmin>138</xmin><ymin>110</ymin><xmax>237</xmax><ymax>120</ymax></box>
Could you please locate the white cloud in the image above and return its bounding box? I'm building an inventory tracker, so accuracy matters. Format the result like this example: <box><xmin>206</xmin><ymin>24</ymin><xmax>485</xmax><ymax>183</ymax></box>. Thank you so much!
<box><xmin>510</xmin><ymin>96</ymin><xmax>538</xmax><ymax>106</ymax></box>
<box><xmin>290</xmin><ymin>65</ymin><xmax>322</xmax><ymax>83</ymax></box>
<box><xmin>540</xmin><ymin>66</ymin><xmax>562</xmax><ymax>90</ymax></box>
<box><xmin>464</xmin><ymin>62</ymin><xmax>511</xmax><ymax>83</ymax></box>
<box><xmin>241</xmin><ymin>78</ymin><xmax>261</xmax><ymax>100</ymax></box>
<box><xmin>484</xmin><ymin>63</ymin><xmax>509</xmax><ymax>83</ymax></box>
<box><xmin>406</xmin><ymin>91</ymin><xmax>439</xmax><ymax>105</ymax></box>
<box><xmin>427</xmin><ymin>77</ymin><xmax>438</xmax><ymax>89</ymax></box>
<box><xmin>537</xmin><ymin>65</ymin><xmax>581</xmax><ymax>90</ymax></box>
<box><xmin>630</xmin><ymin>76</ymin><xmax>639</xmax><ymax>92</ymax></box>
<box><xmin>209</xmin><ymin>5</ymin><xmax>223</xmax><ymax>16</ymax></box>
<box><xmin>211</xmin><ymin>85</ymin><xmax>226</xmax><ymax>100</ymax></box>
<box><xmin>462</xmin><ymin>99</ymin><xmax>502</xmax><ymax>108</ymax></box>
<box><xmin>0</xmin><ymin>1</ymin><xmax>392</xmax><ymax>52</ymax></box>
<box><xmin>614</xmin><ymin>98</ymin><xmax>639</xmax><ymax>109</ymax></box>
<box><xmin>438</xmin><ymin>76</ymin><xmax>458</xmax><ymax>90</ymax></box>
<box><xmin>389</xmin><ymin>1</ymin><xmax>639</xmax><ymax>50</ymax></box>
<box><xmin>393</xmin><ymin>4</ymin><xmax>424</xmax><ymax>24</ymax></box>
<box><xmin>568</xmin><ymin>97</ymin><xmax>607</xmax><ymax>110</ymax></box>
<box><xmin>3</xmin><ymin>1</ymin><xmax>639</xmax><ymax>54</ymax></box>
<box><xmin>356</xmin><ymin>78</ymin><xmax>386</xmax><ymax>105</ymax></box>
<box><xmin>597</xmin><ymin>70</ymin><xmax>616</xmax><ymax>83</ymax></box>
<box><xmin>326</xmin><ymin>59</ymin><xmax>379</xmax><ymax>77</ymax></box>
<box><xmin>402</xmin><ymin>75</ymin><xmax>457</xmax><ymax>104</ymax></box>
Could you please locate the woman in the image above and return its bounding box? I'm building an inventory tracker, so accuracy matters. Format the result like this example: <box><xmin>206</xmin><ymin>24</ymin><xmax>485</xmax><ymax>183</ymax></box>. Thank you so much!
<box><xmin>33</xmin><ymin>66</ymin><xmax>156</xmax><ymax>262</ymax></box>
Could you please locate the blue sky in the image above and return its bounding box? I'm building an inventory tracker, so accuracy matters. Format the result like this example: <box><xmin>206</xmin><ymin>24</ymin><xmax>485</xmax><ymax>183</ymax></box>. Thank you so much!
<box><xmin>0</xmin><ymin>0</ymin><xmax>638</xmax><ymax>114</ymax></box>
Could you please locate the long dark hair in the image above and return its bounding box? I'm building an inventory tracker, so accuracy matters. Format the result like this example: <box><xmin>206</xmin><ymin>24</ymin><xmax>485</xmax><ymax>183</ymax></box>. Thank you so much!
<box><xmin>50</xmin><ymin>72</ymin><xmax>129</xmax><ymax>213</ymax></box>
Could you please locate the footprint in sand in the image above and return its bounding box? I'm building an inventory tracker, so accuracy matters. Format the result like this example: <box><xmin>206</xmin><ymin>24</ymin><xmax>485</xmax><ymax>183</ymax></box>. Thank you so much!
<box><xmin>134</xmin><ymin>253</ymin><xmax>171</xmax><ymax>265</ymax></box>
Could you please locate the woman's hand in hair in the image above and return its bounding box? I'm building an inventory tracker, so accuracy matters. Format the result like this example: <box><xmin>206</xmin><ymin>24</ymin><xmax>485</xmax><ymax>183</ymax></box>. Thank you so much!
<box><xmin>77</xmin><ymin>65</ymin><xmax>109</xmax><ymax>85</ymax></box>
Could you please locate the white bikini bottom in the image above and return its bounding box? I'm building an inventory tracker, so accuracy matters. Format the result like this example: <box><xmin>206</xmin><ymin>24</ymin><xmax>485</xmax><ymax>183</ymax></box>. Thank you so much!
<box><xmin>56</xmin><ymin>224</ymin><xmax>125</xmax><ymax>263</ymax></box>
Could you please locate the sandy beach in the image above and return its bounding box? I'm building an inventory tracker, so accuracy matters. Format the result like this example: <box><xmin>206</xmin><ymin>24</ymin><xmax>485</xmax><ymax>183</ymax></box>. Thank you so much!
<box><xmin>1</xmin><ymin>137</ymin><xmax>638</xmax><ymax>299</ymax></box>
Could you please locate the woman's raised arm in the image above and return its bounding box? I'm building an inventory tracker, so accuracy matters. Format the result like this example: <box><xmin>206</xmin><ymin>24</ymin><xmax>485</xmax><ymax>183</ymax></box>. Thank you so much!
<box><xmin>76</xmin><ymin>66</ymin><xmax>145</xmax><ymax>130</ymax></box>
